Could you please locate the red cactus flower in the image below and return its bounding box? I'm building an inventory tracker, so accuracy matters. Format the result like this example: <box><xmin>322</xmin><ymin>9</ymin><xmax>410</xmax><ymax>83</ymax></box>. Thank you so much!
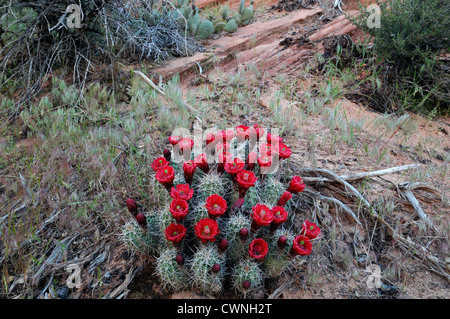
<box><xmin>169</xmin><ymin>199</ymin><xmax>189</xmax><ymax>222</ymax></box>
<box><xmin>126</xmin><ymin>198</ymin><xmax>138</xmax><ymax>215</ymax></box>
<box><xmin>248</xmin><ymin>238</ymin><xmax>269</xmax><ymax>262</ymax></box>
<box><xmin>271</xmin><ymin>206</ymin><xmax>288</xmax><ymax>225</ymax></box>
<box><xmin>217</xmin><ymin>151</ymin><xmax>232</xmax><ymax>174</ymax></box>
<box><xmin>170</xmin><ymin>183</ymin><xmax>194</xmax><ymax>201</ymax></box>
<box><xmin>194</xmin><ymin>153</ymin><xmax>209</xmax><ymax>173</ymax></box>
<box><xmin>168</xmin><ymin>135</ymin><xmax>182</xmax><ymax>145</ymax></box>
<box><xmin>246</xmin><ymin>151</ymin><xmax>257</xmax><ymax>171</ymax></box>
<box><xmin>301</xmin><ymin>220</ymin><xmax>321</xmax><ymax>239</ymax></box>
<box><xmin>276</xmin><ymin>142</ymin><xmax>292</xmax><ymax>160</ymax></box>
<box><xmin>205</xmin><ymin>194</ymin><xmax>227</xmax><ymax>219</ymax></box>
<box><xmin>216</xmin><ymin>142</ymin><xmax>230</xmax><ymax>153</ymax></box>
<box><xmin>151</xmin><ymin>157</ymin><xmax>169</xmax><ymax>172</ymax></box>
<box><xmin>206</xmin><ymin>132</ymin><xmax>218</xmax><ymax>146</ymax></box>
<box><xmin>290</xmin><ymin>235</ymin><xmax>312</xmax><ymax>256</ymax></box>
<box><xmin>164</xmin><ymin>223</ymin><xmax>187</xmax><ymax>245</ymax></box>
<box><xmin>277</xmin><ymin>235</ymin><xmax>288</xmax><ymax>249</ymax></box>
<box><xmin>155</xmin><ymin>166</ymin><xmax>175</xmax><ymax>190</ymax></box>
<box><xmin>235</xmin><ymin>169</ymin><xmax>257</xmax><ymax>197</ymax></box>
<box><xmin>267</xmin><ymin>133</ymin><xmax>283</xmax><ymax>144</ymax></box>
<box><xmin>277</xmin><ymin>191</ymin><xmax>292</xmax><ymax>207</ymax></box>
<box><xmin>136</xmin><ymin>213</ymin><xmax>147</xmax><ymax>227</ymax></box>
<box><xmin>259</xmin><ymin>143</ymin><xmax>278</xmax><ymax>156</ymax></box>
<box><xmin>287</xmin><ymin>176</ymin><xmax>306</xmax><ymax>193</ymax></box>
<box><xmin>183</xmin><ymin>160</ymin><xmax>197</xmax><ymax>185</ymax></box>
<box><xmin>249</xmin><ymin>124</ymin><xmax>264</xmax><ymax>141</ymax></box>
<box><xmin>194</xmin><ymin>218</ymin><xmax>220</xmax><ymax>243</ymax></box>
<box><xmin>251</xmin><ymin>204</ymin><xmax>273</xmax><ymax>231</ymax></box>
<box><xmin>257</xmin><ymin>155</ymin><xmax>272</xmax><ymax>168</ymax></box>
<box><xmin>224</xmin><ymin>157</ymin><xmax>245</xmax><ymax>175</ymax></box>
<box><xmin>236</xmin><ymin>125</ymin><xmax>250</xmax><ymax>141</ymax></box>
<box><xmin>163</xmin><ymin>148</ymin><xmax>171</xmax><ymax>161</ymax></box>
<box><xmin>178</xmin><ymin>138</ymin><xmax>194</xmax><ymax>153</ymax></box>
<box><xmin>218</xmin><ymin>130</ymin><xmax>234</xmax><ymax>143</ymax></box>
<box><xmin>239</xmin><ymin>227</ymin><xmax>249</xmax><ymax>241</ymax></box>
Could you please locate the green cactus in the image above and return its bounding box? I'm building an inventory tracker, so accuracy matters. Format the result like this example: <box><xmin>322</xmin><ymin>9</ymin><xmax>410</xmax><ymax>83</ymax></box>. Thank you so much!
<box><xmin>183</xmin><ymin>5</ymin><xmax>192</xmax><ymax>19</ymax></box>
<box><xmin>190</xmin><ymin>245</ymin><xmax>225</xmax><ymax>295</ymax></box>
<box><xmin>221</xmin><ymin>5</ymin><xmax>230</xmax><ymax>20</ymax></box>
<box><xmin>240</xmin><ymin>7</ymin><xmax>253</xmax><ymax>25</ymax></box>
<box><xmin>264</xmin><ymin>227</ymin><xmax>297</xmax><ymax>278</ymax></box>
<box><xmin>176</xmin><ymin>0</ymin><xmax>189</xmax><ymax>8</ymax></box>
<box><xmin>142</xmin><ymin>12</ymin><xmax>156</xmax><ymax>26</ymax></box>
<box><xmin>224</xmin><ymin>18</ymin><xmax>238</xmax><ymax>33</ymax></box>
<box><xmin>196</xmin><ymin>20</ymin><xmax>214</xmax><ymax>40</ymax></box>
<box><xmin>155</xmin><ymin>248</ymin><xmax>188</xmax><ymax>292</ymax></box>
<box><xmin>121</xmin><ymin>221</ymin><xmax>152</xmax><ymax>253</ymax></box>
<box><xmin>194</xmin><ymin>171</ymin><xmax>227</xmax><ymax>202</ymax></box>
<box><xmin>151</xmin><ymin>177</ymin><xmax>171</xmax><ymax>209</ymax></box>
<box><xmin>188</xmin><ymin>13</ymin><xmax>201</xmax><ymax>36</ymax></box>
<box><xmin>214</xmin><ymin>21</ymin><xmax>226</xmax><ymax>33</ymax></box>
<box><xmin>224</xmin><ymin>212</ymin><xmax>251</xmax><ymax>260</ymax></box>
<box><xmin>232</xmin><ymin>259</ymin><xmax>263</xmax><ymax>296</ymax></box>
<box><xmin>239</xmin><ymin>0</ymin><xmax>246</xmax><ymax>15</ymax></box>
<box><xmin>262</xmin><ymin>176</ymin><xmax>285</xmax><ymax>207</ymax></box>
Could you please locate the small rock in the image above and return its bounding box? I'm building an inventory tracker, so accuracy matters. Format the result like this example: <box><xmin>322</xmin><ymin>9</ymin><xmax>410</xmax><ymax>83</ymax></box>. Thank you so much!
<box><xmin>56</xmin><ymin>286</ymin><xmax>70</xmax><ymax>299</ymax></box>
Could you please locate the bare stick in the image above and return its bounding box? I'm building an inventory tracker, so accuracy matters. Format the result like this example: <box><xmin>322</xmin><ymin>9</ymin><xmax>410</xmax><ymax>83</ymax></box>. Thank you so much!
<box><xmin>302</xmin><ymin>163</ymin><xmax>421</xmax><ymax>183</ymax></box>
<box><xmin>304</xmin><ymin>189</ymin><xmax>362</xmax><ymax>225</ymax></box>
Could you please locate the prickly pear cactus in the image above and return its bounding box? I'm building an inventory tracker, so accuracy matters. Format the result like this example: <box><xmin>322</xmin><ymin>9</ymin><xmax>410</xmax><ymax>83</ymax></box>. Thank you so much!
<box><xmin>224</xmin><ymin>19</ymin><xmax>238</xmax><ymax>33</ymax></box>
<box><xmin>122</xmin><ymin>124</ymin><xmax>322</xmax><ymax>297</ymax></box>
<box><xmin>195</xmin><ymin>20</ymin><xmax>214</xmax><ymax>40</ymax></box>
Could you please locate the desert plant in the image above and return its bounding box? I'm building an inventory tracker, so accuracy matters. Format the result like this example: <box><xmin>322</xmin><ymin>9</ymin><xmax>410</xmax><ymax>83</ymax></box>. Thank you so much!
<box><xmin>121</xmin><ymin>125</ymin><xmax>322</xmax><ymax>296</ymax></box>
<box><xmin>349</xmin><ymin>0</ymin><xmax>449</xmax><ymax>114</ymax></box>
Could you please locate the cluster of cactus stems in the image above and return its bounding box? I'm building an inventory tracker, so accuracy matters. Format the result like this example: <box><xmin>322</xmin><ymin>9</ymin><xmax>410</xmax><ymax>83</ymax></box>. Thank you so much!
<box><xmin>172</xmin><ymin>0</ymin><xmax>254</xmax><ymax>40</ymax></box>
<box><xmin>122</xmin><ymin>124</ymin><xmax>321</xmax><ymax>297</ymax></box>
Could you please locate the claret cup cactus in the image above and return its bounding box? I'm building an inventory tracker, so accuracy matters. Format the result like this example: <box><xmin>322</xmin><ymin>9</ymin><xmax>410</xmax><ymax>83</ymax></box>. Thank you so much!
<box><xmin>121</xmin><ymin>124</ymin><xmax>321</xmax><ymax>297</ymax></box>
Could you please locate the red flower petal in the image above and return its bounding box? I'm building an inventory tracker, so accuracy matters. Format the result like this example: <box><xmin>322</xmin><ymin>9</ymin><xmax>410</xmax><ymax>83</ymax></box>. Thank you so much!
<box><xmin>170</xmin><ymin>184</ymin><xmax>194</xmax><ymax>201</ymax></box>
<box><xmin>287</xmin><ymin>176</ymin><xmax>305</xmax><ymax>193</ymax></box>
<box><xmin>164</xmin><ymin>223</ymin><xmax>187</xmax><ymax>244</ymax></box>
<box><xmin>291</xmin><ymin>235</ymin><xmax>312</xmax><ymax>256</ymax></box>
<box><xmin>205</xmin><ymin>194</ymin><xmax>227</xmax><ymax>219</ymax></box>
<box><xmin>169</xmin><ymin>199</ymin><xmax>189</xmax><ymax>222</ymax></box>
<box><xmin>251</xmin><ymin>204</ymin><xmax>273</xmax><ymax>227</ymax></box>
<box><xmin>194</xmin><ymin>218</ymin><xmax>220</xmax><ymax>243</ymax></box>
<box><xmin>151</xmin><ymin>157</ymin><xmax>169</xmax><ymax>172</ymax></box>
<box><xmin>248</xmin><ymin>238</ymin><xmax>269</xmax><ymax>261</ymax></box>
<box><xmin>301</xmin><ymin>220</ymin><xmax>321</xmax><ymax>239</ymax></box>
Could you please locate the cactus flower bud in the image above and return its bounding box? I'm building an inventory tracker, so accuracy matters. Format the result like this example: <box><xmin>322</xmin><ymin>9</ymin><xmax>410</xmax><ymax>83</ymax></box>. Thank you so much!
<box><xmin>242</xmin><ymin>280</ymin><xmax>251</xmax><ymax>290</ymax></box>
<box><xmin>239</xmin><ymin>227</ymin><xmax>249</xmax><ymax>241</ymax></box>
<box><xmin>176</xmin><ymin>254</ymin><xmax>184</xmax><ymax>266</ymax></box>
<box><xmin>136</xmin><ymin>213</ymin><xmax>147</xmax><ymax>227</ymax></box>
<box><xmin>277</xmin><ymin>235</ymin><xmax>288</xmax><ymax>249</ymax></box>
<box><xmin>126</xmin><ymin>198</ymin><xmax>138</xmax><ymax>215</ymax></box>
<box><xmin>163</xmin><ymin>148</ymin><xmax>171</xmax><ymax>161</ymax></box>
<box><xmin>212</xmin><ymin>263</ymin><xmax>221</xmax><ymax>273</ymax></box>
<box><xmin>218</xmin><ymin>238</ymin><xmax>228</xmax><ymax>252</ymax></box>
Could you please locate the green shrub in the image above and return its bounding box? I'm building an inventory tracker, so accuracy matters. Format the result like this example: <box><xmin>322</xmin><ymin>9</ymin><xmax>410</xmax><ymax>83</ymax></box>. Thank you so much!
<box><xmin>350</xmin><ymin>0</ymin><xmax>449</xmax><ymax>114</ymax></box>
